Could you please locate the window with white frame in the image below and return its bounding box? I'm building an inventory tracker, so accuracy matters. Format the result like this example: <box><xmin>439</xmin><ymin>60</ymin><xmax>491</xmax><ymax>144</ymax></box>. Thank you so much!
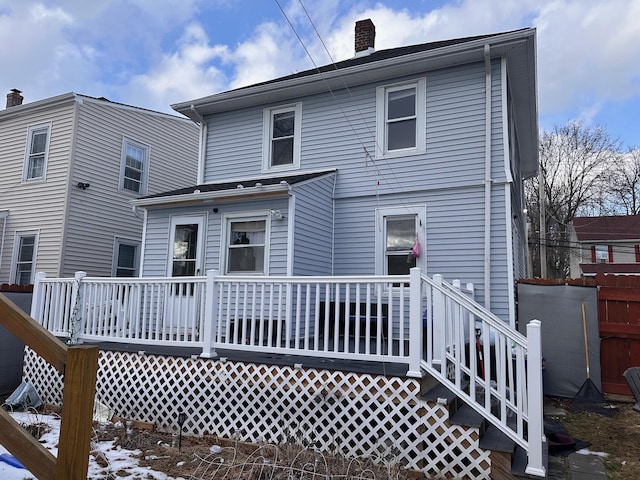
<box><xmin>11</xmin><ymin>231</ymin><xmax>38</xmax><ymax>285</ymax></box>
<box><xmin>262</xmin><ymin>104</ymin><xmax>302</xmax><ymax>171</ymax></box>
<box><xmin>120</xmin><ymin>138</ymin><xmax>149</xmax><ymax>194</ymax></box>
<box><xmin>113</xmin><ymin>239</ymin><xmax>140</xmax><ymax>277</ymax></box>
<box><xmin>376</xmin><ymin>78</ymin><xmax>426</xmax><ymax>158</ymax></box>
<box><xmin>375</xmin><ymin>206</ymin><xmax>426</xmax><ymax>276</ymax></box>
<box><xmin>23</xmin><ymin>124</ymin><xmax>51</xmax><ymax>181</ymax></box>
<box><xmin>223</xmin><ymin>214</ymin><xmax>269</xmax><ymax>274</ymax></box>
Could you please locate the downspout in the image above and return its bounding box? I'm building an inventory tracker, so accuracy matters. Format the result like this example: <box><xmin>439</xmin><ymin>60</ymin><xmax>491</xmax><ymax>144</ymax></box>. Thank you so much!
<box><xmin>483</xmin><ymin>44</ymin><xmax>492</xmax><ymax>310</ymax></box>
<box><xmin>0</xmin><ymin>210</ymin><xmax>8</xmax><ymax>274</ymax></box>
<box><xmin>331</xmin><ymin>173</ymin><xmax>337</xmax><ymax>276</ymax></box>
<box><xmin>190</xmin><ymin>105</ymin><xmax>207</xmax><ymax>185</ymax></box>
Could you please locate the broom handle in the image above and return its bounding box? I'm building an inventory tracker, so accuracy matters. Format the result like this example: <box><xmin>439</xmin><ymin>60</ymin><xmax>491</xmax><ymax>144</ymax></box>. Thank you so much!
<box><xmin>582</xmin><ymin>302</ymin><xmax>590</xmax><ymax>379</ymax></box>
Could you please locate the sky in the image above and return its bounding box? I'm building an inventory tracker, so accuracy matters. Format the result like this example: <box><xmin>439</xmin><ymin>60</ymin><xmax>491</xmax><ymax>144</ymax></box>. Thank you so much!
<box><xmin>1</xmin><ymin>0</ymin><xmax>639</xmax><ymax>148</ymax></box>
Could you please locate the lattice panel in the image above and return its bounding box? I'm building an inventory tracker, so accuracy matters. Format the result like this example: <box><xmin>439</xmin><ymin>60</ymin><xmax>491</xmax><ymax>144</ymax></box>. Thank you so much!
<box><xmin>22</xmin><ymin>349</ymin><xmax>491</xmax><ymax>479</ymax></box>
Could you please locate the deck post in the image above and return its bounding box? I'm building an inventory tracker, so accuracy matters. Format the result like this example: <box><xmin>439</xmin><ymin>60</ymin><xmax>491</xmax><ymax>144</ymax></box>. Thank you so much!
<box><xmin>30</xmin><ymin>271</ymin><xmax>47</xmax><ymax>321</ymax></box>
<box><xmin>69</xmin><ymin>271</ymin><xmax>86</xmax><ymax>344</ymax></box>
<box><xmin>201</xmin><ymin>269</ymin><xmax>218</xmax><ymax>358</ymax></box>
<box><xmin>407</xmin><ymin>267</ymin><xmax>423</xmax><ymax>377</ymax></box>
<box><xmin>525</xmin><ymin>319</ymin><xmax>546</xmax><ymax>477</ymax></box>
<box><xmin>432</xmin><ymin>274</ymin><xmax>446</xmax><ymax>370</ymax></box>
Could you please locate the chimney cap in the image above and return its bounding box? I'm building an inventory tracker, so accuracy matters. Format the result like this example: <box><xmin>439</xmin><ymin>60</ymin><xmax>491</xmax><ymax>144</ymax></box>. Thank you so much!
<box><xmin>10</xmin><ymin>88</ymin><xmax>21</xmax><ymax>94</ymax></box>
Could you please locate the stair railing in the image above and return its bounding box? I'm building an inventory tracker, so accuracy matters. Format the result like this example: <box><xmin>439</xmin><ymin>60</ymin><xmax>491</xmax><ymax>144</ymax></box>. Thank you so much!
<box><xmin>419</xmin><ymin>271</ymin><xmax>545</xmax><ymax>477</ymax></box>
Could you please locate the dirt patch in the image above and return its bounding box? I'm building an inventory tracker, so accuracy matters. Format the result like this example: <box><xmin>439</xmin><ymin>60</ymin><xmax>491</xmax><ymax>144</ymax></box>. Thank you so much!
<box><xmin>547</xmin><ymin>398</ymin><xmax>640</xmax><ymax>480</ymax></box>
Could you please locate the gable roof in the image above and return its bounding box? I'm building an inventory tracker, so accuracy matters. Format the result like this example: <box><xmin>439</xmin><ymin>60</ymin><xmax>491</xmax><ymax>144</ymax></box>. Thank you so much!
<box><xmin>172</xmin><ymin>28</ymin><xmax>538</xmax><ymax>178</ymax></box>
<box><xmin>132</xmin><ymin>170</ymin><xmax>336</xmax><ymax>207</ymax></box>
<box><xmin>573</xmin><ymin>216</ymin><xmax>640</xmax><ymax>242</ymax></box>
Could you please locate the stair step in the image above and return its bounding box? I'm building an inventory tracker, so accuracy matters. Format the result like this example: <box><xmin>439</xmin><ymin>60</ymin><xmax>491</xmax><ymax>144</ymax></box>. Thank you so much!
<box><xmin>479</xmin><ymin>424</ymin><xmax>516</xmax><ymax>453</ymax></box>
<box><xmin>420</xmin><ymin>383</ymin><xmax>458</xmax><ymax>404</ymax></box>
<box><xmin>448</xmin><ymin>403</ymin><xmax>484</xmax><ymax>429</ymax></box>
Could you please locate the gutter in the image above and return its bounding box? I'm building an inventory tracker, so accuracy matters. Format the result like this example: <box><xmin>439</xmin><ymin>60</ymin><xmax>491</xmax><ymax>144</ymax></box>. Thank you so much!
<box><xmin>484</xmin><ymin>44</ymin><xmax>492</xmax><ymax>310</ymax></box>
<box><xmin>190</xmin><ymin>104</ymin><xmax>207</xmax><ymax>184</ymax></box>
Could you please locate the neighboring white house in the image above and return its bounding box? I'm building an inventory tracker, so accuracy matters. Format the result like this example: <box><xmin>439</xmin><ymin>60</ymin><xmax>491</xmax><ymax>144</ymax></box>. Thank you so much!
<box><xmin>134</xmin><ymin>22</ymin><xmax>538</xmax><ymax>327</ymax></box>
<box><xmin>0</xmin><ymin>90</ymin><xmax>199</xmax><ymax>285</ymax></box>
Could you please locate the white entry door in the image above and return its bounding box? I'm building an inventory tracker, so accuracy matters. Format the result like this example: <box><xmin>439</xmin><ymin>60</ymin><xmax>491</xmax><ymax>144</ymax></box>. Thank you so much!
<box><xmin>165</xmin><ymin>216</ymin><xmax>205</xmax><ymax>337</ymax></box>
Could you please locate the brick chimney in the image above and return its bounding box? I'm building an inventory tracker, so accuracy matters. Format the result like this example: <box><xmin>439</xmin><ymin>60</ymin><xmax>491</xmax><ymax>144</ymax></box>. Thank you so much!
<box><xmin>354</xmin><ymin>19</ymin><xmax>375</xmax><ymax>57</ymax></box>
<box><xmin>6</xmin><ymin>89</ymin><xmax>23</xmax><ymax>108</ymax></box>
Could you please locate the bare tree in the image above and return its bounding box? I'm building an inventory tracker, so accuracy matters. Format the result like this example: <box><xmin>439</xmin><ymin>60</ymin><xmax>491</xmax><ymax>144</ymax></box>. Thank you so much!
<box><xmin>526</xmin><ymin>122</ymin><xmax>622</xmax><ymax>278</ymax></box>
<box><xmin>606</xmin><ymin>147</ymin><xmax>640</xmax><ymax>215</ymax></box>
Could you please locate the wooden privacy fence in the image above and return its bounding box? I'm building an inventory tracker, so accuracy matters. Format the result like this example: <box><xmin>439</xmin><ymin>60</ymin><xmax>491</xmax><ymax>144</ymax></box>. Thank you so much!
<box><xmin>0</xmin><ymin>293</ymin><xmax>98</xmax><ymax>480</ymax></box>
<box><xmin>596</xmin><ymin>273</ymin><xmax>640</xmax><ymax>395</ymax></box>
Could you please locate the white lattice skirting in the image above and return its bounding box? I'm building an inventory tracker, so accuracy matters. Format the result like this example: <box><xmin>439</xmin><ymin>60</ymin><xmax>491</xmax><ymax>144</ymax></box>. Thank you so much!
<box><xmin>22</xmin><ymin>348</ymin><xmax>491</xmax><ymax>479</ymax></box>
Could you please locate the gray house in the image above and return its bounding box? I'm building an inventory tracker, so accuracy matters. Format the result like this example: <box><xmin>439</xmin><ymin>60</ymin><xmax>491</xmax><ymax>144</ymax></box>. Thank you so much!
<box><xmin>0</xmin><ymin>91</ymin><xmax>199</xmax><ymax>284</ymax></box>
<box><xmin>133</xmin><ymin>22</ymin><xmax>537</xmax><ymax>327</ymax></box>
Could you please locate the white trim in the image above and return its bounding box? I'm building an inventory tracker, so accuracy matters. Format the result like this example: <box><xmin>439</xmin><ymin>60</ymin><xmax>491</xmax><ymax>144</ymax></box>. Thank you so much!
<box><xmin>262</xmin><ymin>103</ymin><xmax>302</xmax><ymax>173</ymax></box>
<box><xmin>119</xmin><ymin>136</ymin><xmax>150</xmax><ymax>195</ymax></box>
<box><xmin>10</xmin><ymin>230</ymin><xmax>39</xmax><ymax>285</ymax></box>
<box><xmin>375</xmin><ymin>78</ymin><xmax>426</xmax><ymax>159</ymax></box>
<box><xmin>167</xmin><ymin>214</ymin><xmax>206</xmax><ymax>276</ymax></box>
<box><xmin>22</xmin><ymin>122</ymin><xmax>52</xmax><ymax>183</ymax></box>
<box><xmin>286</xmin><ymin>196</ymin><xmax>295</xmax><ymax>276</ymax></box>
<box><xmin>220</xmin><ymin>211</ymin><xmax>272</xmax><ymax>275</ymax></box>
<box><xmin>501</xmin><ymin>57</ymin><xmax>514</xmax><ymax>184</ymax></box>
<box><xmin>505</xmin><ymin>184</ymin><xmax>516</xmax><ymax>329</ymax></box>
<box><xmin>112</xmin><ymin>237</ymin><xmax>141</xmax><ymax>277</ymax></box>
<box><xmin>374</xmin><ymin>205</ymin><xmax>427</xmax><ymax>276</ymax></box>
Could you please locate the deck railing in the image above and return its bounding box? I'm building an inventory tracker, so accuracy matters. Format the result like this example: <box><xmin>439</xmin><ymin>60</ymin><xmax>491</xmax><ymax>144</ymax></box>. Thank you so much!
<box><xmin>30</xmin><ymin>267</ymin><xmax>544</xmax><ymax>476</ymax></box>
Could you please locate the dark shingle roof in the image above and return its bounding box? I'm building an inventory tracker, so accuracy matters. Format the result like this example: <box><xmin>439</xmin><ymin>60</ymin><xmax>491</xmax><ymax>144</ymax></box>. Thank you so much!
<box><xmin>573</xmin><ymin>216</ymin><xmax>640</xmax><ymax>241</ymax></box>
<box><xmin>141</xmin><ymin>170</ymin><xmax>335</xmax><ymax>200</ymax></box>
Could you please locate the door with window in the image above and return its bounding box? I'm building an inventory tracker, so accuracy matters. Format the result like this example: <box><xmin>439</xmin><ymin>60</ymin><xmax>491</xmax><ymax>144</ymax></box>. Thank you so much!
<box><xmin>12</xmin><ymin>232</ymin><xmax>38</xmax><ymax>285</ymax></box>
<box><xmin>376</xmin><ymin>206</ymin><xmax>426</xmax><ymax>276</ymax></box>
<box><xmin>166</xmin><ymin>216</ymin><xmax>205</xmax><ymax>336</ymax></box>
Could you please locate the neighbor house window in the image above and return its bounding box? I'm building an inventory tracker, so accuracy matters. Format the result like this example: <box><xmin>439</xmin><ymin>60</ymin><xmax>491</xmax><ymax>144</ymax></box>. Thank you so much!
<box><xmin>11</xmin><ymin>231</ymin><xmax>38</xmax><ymax>285</ymax></box>
<box><xmin>376</xmin><ymin>78</ymin><xmax>426</xmax><ymax>158</ymax></box>
<box><xmin>120</xmin><ymin>138</ymin><xmax>149</xmax><ymax>194</ymax></box>
<box><xmin>591</xmin><ymin>245</ymin><xmax>612</xmax><ymax>263</ymax></box>
<box><xmin>113</xmin><ymin>239</ymin><xmax>140</xmax><ymax>277</ymax></box>
<box><xmin>23</xmin><ymin>124</ymin><xmax>51</xmax><ymax>181</ymax></box>
<box><xmin>223</xmin><ymin>214</ymin><xmax>269</xmax><ymax>274</ymax></box>
<box><xmin>375</xmin><ymin>206</ymin><xmax>426</xmax><ymax>276</ymax></box>
<box><xmin>262</xmin><ymin>103</ymin><xmax>302</xmax><ymax>171</ymax></box>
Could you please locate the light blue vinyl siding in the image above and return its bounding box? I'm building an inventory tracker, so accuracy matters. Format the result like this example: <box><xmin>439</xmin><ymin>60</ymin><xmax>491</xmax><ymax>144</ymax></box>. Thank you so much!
<box><xmin>291</xmin><ymin>174</ymin><xmax>335</xmax><ymax>276</ymax></box>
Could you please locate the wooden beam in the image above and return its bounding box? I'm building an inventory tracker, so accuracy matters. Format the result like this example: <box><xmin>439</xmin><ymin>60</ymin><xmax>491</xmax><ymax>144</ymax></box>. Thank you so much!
<box><xmin>55</xmin><ymin>345</ymin><xmax>99</xmax><ymax>480</ymax></box>
<box><xmin>0</xmin><ymin>408</ymin><xmax>57</xmax><ymax>480</ymax></box>
<box><xmin>0</xmin><ymin>293</ymin><xmax>67</xmax><ymax>373</ymax></box>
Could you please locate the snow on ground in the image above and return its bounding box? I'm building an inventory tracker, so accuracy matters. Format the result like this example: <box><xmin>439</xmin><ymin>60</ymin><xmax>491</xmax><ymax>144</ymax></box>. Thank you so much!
<box><xmin>0</xmin><ymin>411</ymin><xmax>182</xmax><ymax>480</ymax></box>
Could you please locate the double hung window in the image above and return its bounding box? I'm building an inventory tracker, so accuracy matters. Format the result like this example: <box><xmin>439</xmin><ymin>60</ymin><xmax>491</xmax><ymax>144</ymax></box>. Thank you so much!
<box><xmin>120</xmin><ymin>138</ymin><xmax>149</xmax><ymax>194</ymax></box>
<box><xmin>376</xmin><ymin>78</ymin><xmax>426</xmax><ymax>158</ymax></box>
<box><xmin>262</xmin><ymin>104</ymin><xmax>301</xmax><ymax>171</ymax></box>
<box><xmin>223</xmin><ymin>215</ymin><xmax>269</xmax><ymax>274</ymax></box>
<box><xmin>375</xmin><ymin>206</ymin><xmax>426</xmax><ymax>276</ymax></box>
<box><xmin>23</xmin><ymin>124</ymin><xmax>51</xmax><ymax>181</ymax></box>
<box><xmin>114</xmin><ymin>240</ymin><xmax>140</xmax><ymax>277</ymax></box>
<box><xmin>12</xmin><ymin>231</ymin><xmax>38</xmax><ymax>285</ymax></box>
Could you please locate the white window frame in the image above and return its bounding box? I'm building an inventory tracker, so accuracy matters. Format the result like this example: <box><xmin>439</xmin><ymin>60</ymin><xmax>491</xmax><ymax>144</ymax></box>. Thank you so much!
<box><xmin>119</xmin><ymin>137</ymin><xmax>150</xmax><ymax>195</ymax></box>
<box><xmin>375</xmin><ymin>78</ymin><xmax>426</xmax><ymax>159</ymax></box>
<box><xmin>262</xmin><ymin>103</ymin><xmax>302</xmax><ymax>172</ymax></box>
<box><xmin>112</xmin><ymin>238</ymin><xmax>141</xmax><ymax>277</ymax></box>
<box><xmin>22</xmin><ymin>123</ymin><xmax>51</xmax><ymax>182</ymax></box>
<box><xmin>375</xmin><ymin>206</ymin><xmax>426</xmax><ymax>276</ymax></box>
<box><xmin>10</xmin><ymin>230</ymin><xmax>39</xmax><ymax>285</ymax></box>
<box><xmin>167</xmin><ymin>215</ymin><xmax>205</xmax><ymax>277</ymax></box>
<box><xmin>220</xmin><ymin>211</ymin><xmax>271</xmax><ymax>275</ymax></box>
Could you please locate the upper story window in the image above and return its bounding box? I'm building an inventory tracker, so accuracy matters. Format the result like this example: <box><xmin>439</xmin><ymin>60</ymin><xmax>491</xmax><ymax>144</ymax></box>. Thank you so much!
<box><xmin>376</xmin><ymin>78</ymin><xmax>426</xmax><ymax>158</ymax></box>
<box><xmin>23</xmin><ymin>124</ymin><xmax>51</xmax><ymax>182</ymax></box>
<box><xmin>591</xmin><ymin>244</ymin><xmax>612</xmax><ymax>263</ymax></box>
<box><xmin>120</xmin><ymin>138</ymin><xmax>149</xmax><ymax>194</ymax></box>
<box><xmin>262</xmin><ymin>103</ymin><xmax>302</xmax><ymax>172</ymax></box>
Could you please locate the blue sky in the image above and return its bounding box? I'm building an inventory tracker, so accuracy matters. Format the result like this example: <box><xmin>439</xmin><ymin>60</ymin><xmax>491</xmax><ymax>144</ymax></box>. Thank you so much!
<box><xmin>1</xmin><ymin>0</ymin><xmax>639</xmax><ymax>147</ymax></box>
